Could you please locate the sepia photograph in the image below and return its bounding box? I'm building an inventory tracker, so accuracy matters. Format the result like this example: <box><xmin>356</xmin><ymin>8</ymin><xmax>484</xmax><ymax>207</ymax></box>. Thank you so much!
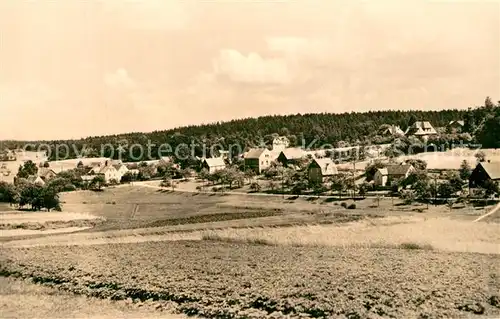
<box><xmin>1</xmin><ymin>0</ymin><xmax>499</xmax><ymax>318</ymax></box>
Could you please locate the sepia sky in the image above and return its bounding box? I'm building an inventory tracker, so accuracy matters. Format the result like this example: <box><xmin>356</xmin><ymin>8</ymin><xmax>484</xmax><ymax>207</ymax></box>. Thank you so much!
<box><xmin>0</xmin><ymin>0</ymin><xmax>499</xmax><ymax>140</ymax></box>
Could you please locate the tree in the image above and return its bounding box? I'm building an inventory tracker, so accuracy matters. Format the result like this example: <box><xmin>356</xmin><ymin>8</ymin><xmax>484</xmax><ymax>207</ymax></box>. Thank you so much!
<box><xmin>475</xmin><ymin>151</ymin><xmax>486</xmax><ymax>163</ymax></box>
<box><xmin>179</xmin><ymin>168</ymin><xmax>193</xmax><ymax>181</ymax></box>
<box><xmin>244</xmin><ymin>169</ymin><xmax>256</xmax><ymax>183</ymax></box>
<box><xmin>438</xmin><ymin>182</ymin><xmax>455</xmax><ymax>199</ymax></box>
<box><xmin>41</xmin><ymin>188</ymin><xmax>61</xmax><ymax>211</ymax></box>
<box><xmin>18</xmin><ymin>183</ymin><xmax>44</xmax><ymax>210</ymax></box>
<box><xmin>407</xmin><ymin>114</ymin><xmax>418</xmax><ymax>130</ymax></box>
<box><xmin>46</xmin><ymin>177</ymin><xmax>76</xmax><ymax>193</ymax></box>
<box><xmin>16</xmin><ymin>160</ymin><xmax>38</xmax><ymax>178</ymax></box>
<box><xmin>77</xmin><ymin>161</ymin><xmax>84</xmax><ymax>169</ymax></box>
<box><xmin>364</xmin><ymin>160</ymin><xmax>385</xmax><ymax>182</ymax></box>
<box><xmin>249</xmin><ymin>182</ymin><xmax>261</xmax><ymax>192</ymax></box>
<box><xmin>90</xmin><ymin>175</ymin><xmax>106</xmax><ymax>190</ymax></box>
<box><xmin>405</xmin><ymin>159</ymin><xmax>427</xmax><ymax>171</ymax></box>
<box><xmin>399</xmin><ymin>189</ymin><xmax>416</xmax><ymax>205</ymax></box>
<box><xmin>0</xmin><ymin>182</ymin><xmax>19</xmax><ymax>206</ymax></box>
<box><xmin>482</xmin><ymin>180</ymin><xmax>499</xmax><ymax>198</ymax></box>
<box><xmin>459</xmin><ymin>160</ymin><xmax>472</xmax><ymax>181</ymax></box>
<box><xmin>330</xmin><ymin>174</ymin><xmax>348</xmax><ymax>198</ymax></box>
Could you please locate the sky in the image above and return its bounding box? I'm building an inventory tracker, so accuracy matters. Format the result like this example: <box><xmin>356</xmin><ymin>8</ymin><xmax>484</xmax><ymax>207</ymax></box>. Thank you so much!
<box><xmin>0</xmin><ymin>0</ymin><xmax>499</xmax><ymax>140</ymax></box>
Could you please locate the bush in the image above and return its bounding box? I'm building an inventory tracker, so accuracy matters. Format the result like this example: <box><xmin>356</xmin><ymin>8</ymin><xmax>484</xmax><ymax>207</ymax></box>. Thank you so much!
<box><xmin>347</xmin><ymin>203</ymin><xmax>356</xmax><ymax>209</ymax></box>
<box><xmin>249</xmin><ymin>182</ymin><xmax>261</xmax><ymax>192</ymax></box>
<box><xmin>340</xmin><ymin>202</ymin><xmax>347</xmax><ymax>208</ymax></box>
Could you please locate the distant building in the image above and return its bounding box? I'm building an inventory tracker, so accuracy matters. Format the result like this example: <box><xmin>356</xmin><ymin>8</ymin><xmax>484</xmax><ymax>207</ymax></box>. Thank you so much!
<box><xmin>447</xmin><ymin>120</ymin><xmax>465</xmax><ymax>133</ymax></box>
<box><xmin>308</xmin><ymin>158</ymin><xmax>338</xmax><ymax>184</ymax></box>
<box><xmin>374</xmin><ymin>164</ymin><xmax>415</xmax><ymax>187</ymax></box>
<box><xmin>113</xmin><ymin>163</ymin><xmax>129</xmax><ymax>179</ymax></box>
<box><xmin>37</xmin><ymin>168</ymin><xmax>57</xmax><ymax>182</ymax></box>
<box><xmin>272</xmin><ymin>136</ymin><xmax>290</xmax><ymax>151</ymax></box>
<box><xmin>277</xmin><ymin>148</ymin><xmax>306</xmax><ymax>167</ymax></box>
<box><xmin>90</xmin><ymin>165</ymin><xmax>121</xmax><ymax>183</ymax></box>
<box><xmin>244</xmin><ymin>148</ymin><xmax>272</xmax><ymax>173</ymax></box>
<box><xmin>27</xmin><ymin>175</ymin><xmax>45</xmax><ymax>186</ymax></box>
<box><xmin>13</xmin><ymin>150</ymin><xmax>48</xmax><ymax>164</ymax></box>
<box><xmin>380</xmin><ymin>125</ymin><xmax>405</xmax><ymax>136</ymax></box>
<box><xmin>201</xmin><ymin>157</ymin><xmax>226</xmax><ymax>174</ymax></box>
<box><xmin>405</xmin><ymin>121</ymin><xmax>438</xmax><ymax>141</ymax></box>
<box><xmin>469</xmin><ymin>161</ymin><xmax>500</xmax><ymax>189</ymax></box>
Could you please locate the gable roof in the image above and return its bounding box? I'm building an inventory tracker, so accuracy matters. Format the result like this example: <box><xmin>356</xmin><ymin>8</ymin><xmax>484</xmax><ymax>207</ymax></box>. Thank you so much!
<box><xmin>38</xmin><ymin>168</ymin><xmax>56</xmax><ymax>178</ymax></box>
<box><xmin>378</xmin><ymin>164</ymin><xmax>414</xmax><ymax>176</ymax></box>
<box><xmin>382</xmin><ymin>125</ymin><xmax>405</xmax><ymax>136</ymax></box>
<box><xmin>280</xmin><ymin>148</ymin><xmax>306</xmax><ymax>160</ymax></box>
<box><xmin>99</xmin><ymin>165</ymin><xmax>117</xmax><ymax>174</ymax></box>
<box><xmin>203</xmin><ymin>157</ymin><xmax>226</xmax><ymax>168</ymax></box>
<box><xmin>113</xmin><ymin>164</ymin><xmax>127</xmax><ymax>171</ymax></box>
<box><xmin>478</xmin><ymin>162</ymin><xmax>500</xmax><ymax>180</ymax></box>
<box><xmin>448</xmin><ymin>120</ymin><xmax>465</xmax><ymax>126</ymax></box>
<box><xmin>245</xmin><ymin>148</ymin><xmax>269</xmax><ymax>159</ymax></box>
<box><xmin>311</xmin><ymin>158</ymin><xmax>337</xmax><ymax>176</ymax></box>
<box><xmin>27</xmin><ymin>175</ymin><xmax>45</xmax><ymax>185</ymax></box>
<box><xmin>405</xmin><ymin>121</ymin><xmax>437</xmax><ymax>135</ymax></box>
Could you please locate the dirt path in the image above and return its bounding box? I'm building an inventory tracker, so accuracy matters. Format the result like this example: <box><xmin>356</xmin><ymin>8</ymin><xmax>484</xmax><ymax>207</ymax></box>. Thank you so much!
<box><xmin>474</xmin><ymin>202</ymin><xmax>500</xmax><ymax>222</ymax></box>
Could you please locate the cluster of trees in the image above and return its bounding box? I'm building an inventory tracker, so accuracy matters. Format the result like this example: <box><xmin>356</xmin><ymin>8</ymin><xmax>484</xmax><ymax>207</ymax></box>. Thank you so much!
<box><xmin>6</xmin><ymin>101</ymin><xmax>499</xmax><ymax>163</ymax></box>
<box><xmin>0</xmin><ymin>180</ymin><xmax>60</xmax><ymax>211</ymax></box>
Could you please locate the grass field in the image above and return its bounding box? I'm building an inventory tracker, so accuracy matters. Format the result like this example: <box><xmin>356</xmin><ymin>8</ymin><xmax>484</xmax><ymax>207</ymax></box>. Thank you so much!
<box><xmin>401</xmin><ymin>148</ymin><xmax>500</xmax><ymax>170</ymax></box>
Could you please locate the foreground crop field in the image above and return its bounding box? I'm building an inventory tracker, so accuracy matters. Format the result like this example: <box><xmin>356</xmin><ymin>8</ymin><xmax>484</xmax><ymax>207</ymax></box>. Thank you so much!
<box><xmin>0</xmin><ymin>277</ymin><xmax>187</xmax><ymax>319</ymax></box>
<box><xmin>2</xmin><ymin>241</ymin><xmax>499</xmax><ymax>318</ymax></box>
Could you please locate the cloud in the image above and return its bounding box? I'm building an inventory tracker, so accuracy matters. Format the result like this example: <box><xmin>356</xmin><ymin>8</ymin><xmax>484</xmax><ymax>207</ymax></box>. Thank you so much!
<box><xmin>103</xmin><ymin>68</ymin><xmax>136</xmax><ymax>90</ymax></box>
<box><xmin>213</xmin><ymin>49</ymin><xmax>291</xmax><ymax>85</ymax></box>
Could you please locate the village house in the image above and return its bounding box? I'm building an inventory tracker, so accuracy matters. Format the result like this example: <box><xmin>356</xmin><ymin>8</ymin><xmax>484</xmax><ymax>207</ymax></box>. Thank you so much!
<box><xmin>380</xmin><ymin>125</ymin><xmax>405</xmax><ymax>136</ymax></box>
<box><xmin>272</xmin><ymin>136</ymin><xmax>290</xmax><ymax>151</ymax></box>
<box><xmin>201</xmin><ymin>157</ymin><xmax>226</xmax><ymax>174</ymax></box>
<box><xmin>469</xmin><ymin>161</ymin><xmax>500</xmax><ymax>189</ymax></box>
<box><xmin>277</xmin><ymin>148</ymin><xmax>306</xmax><ymax>168</ymax></box>
<box><xmin>308</xmin><ymin>158</ymin><xmax>338</xmax><ymax>184</ymax></box>
<box><xmin>374</xmin><ymin>164</ymin><xmax>415</xmax><ymax>187</ymax></box>
<box><xmin>446</xmin><ymin>120</ymin><xmax>465</xmax><ymax>133</ymax></box>
<box><xmin>37</xmin><ymin>168</ymin><xmax>57</xmax><ymax>182</ymax></box>
<box><xmin>244</xmin><ymin>148</ymin><xmax>272</xmax><ymax>173</ymax></box>
<box><xmin>90</xmin><ymin>164</ymin><xmax>121</xmax><ymax>183</ymax></box>
<box><xmin>0</xmin><ymin>149</ymin><xmax>16</xmax><ymax>161</ymax></box>
<box><xmin>405</xmin><ymin>121</ymin><xmax>438</xmax><ymax>141</ymax></box>
<box><xmin>27</xmin><ymin>175</ymin><xmax>45</xmax><ymax>186</ymax></box>
<box><xmin>113</xmin><ymin>163</ymin><xmax>129</xmax><ymax>178</ymax></box>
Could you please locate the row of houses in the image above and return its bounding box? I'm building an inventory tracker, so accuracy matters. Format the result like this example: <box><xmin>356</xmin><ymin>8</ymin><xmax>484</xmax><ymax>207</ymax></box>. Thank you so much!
<box><xmin>380</xmin><ymin>120</ymin><xmax>464</xmax><ymax>141</ymax></box>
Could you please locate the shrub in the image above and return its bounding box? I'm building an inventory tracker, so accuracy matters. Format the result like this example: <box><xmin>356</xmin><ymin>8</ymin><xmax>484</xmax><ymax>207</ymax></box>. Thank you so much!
<box><xmin>347</xmin><ymin>203</ymin><xmax>356</xmax><ymax>209</ymax></box>
<box><xmin>340</xmin><ymin>202</ymin><xmax>347</xmax><ymax>208</ymax></box>
<box><xmin>399</xmin><ymin>242</ymin><xmax>433</xmax><ymax>250</ymax></box>
<box><xmin>249</xmin><ymin>182</ymin><xmax>261</xmax><ymax>192</ymax></box>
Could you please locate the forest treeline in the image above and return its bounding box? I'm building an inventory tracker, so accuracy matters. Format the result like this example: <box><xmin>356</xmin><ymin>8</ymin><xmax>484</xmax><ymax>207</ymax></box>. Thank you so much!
<box><xmin>1</xmin><ymin>97</ymin><xmax>499</xmax><ymax>162</ymax></box>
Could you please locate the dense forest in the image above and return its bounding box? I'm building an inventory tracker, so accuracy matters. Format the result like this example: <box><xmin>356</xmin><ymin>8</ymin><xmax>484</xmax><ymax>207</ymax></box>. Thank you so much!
<box><xmin>1</xmin><ymin>97</ymin><xmax>499</xmax><ymax>162</ymax></box>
